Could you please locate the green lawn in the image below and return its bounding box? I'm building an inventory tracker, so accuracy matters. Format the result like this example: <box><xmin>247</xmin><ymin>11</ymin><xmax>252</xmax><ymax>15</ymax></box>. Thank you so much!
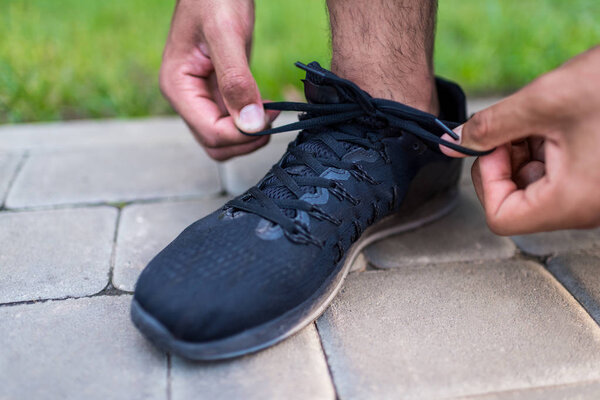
<box><xmin>1</xmin><ymin>0</ymin><xmax>598</xmax><ymax>123</ymax></box>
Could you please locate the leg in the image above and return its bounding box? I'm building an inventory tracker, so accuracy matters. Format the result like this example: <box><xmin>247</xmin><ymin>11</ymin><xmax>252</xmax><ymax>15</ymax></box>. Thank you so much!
<box><xmin>327</xmin><ymin>0</ymin><xmax>439</xmax><ymax>115</ymax></box>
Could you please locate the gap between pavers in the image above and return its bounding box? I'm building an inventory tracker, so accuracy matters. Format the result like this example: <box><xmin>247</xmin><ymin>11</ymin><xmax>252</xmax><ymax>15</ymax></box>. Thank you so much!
<box><xmin>511</xmin><ymin>229</ymin><xmax>600</xmax><ymax>258</ymax></box>
<box><xmin>363</xmin><ymin>187</ymin><xmax>515</xmax><ymax>268</ymax></box>
<box><xmin>113</xmin><ymin>196</ymin><xmax>229</xmax><ymax>291</ymax></box>
<box><xmin>171</xmin><ymin>323</ymin><xmax>335</xmax><ymax>400</ymax></box>
<box><xmin>0</xmin><ymin>295</ymin><xmax>167</xmax><ymax>400</ymax></box>
<box><xmin>546</xmin><ymin>250</ymin><xmax>600</xmax><ymax>326</ymax></box>
<box><xmin>5</xmin><ymin>143</ymin><xmax>221</xmax><ymax>209</ymax></box>
<box><xmin>0</xmin><ymin>152</ymin><xmax>24</xmax><ymax>206</ymax></box>
<box><xmin>316</xmin><ymin>260</ymin><xmax>600</xmax><ymax>400</ymax></box>
<box><xmin>0</xmin><ymin>206</ymin><xmax>117</xmax><ymax>304</ymax></box>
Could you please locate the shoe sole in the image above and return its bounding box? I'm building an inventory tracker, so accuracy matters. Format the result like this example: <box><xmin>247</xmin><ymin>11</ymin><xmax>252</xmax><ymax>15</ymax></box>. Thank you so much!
<box><xmin>131</xmin><ymin>187</ymin><xmax>459</xmax><ymax>360</ymax></box>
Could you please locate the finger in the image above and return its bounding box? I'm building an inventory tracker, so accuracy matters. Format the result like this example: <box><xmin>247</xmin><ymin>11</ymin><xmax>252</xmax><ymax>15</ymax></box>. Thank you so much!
<box><xmin>470</xmin><ymin>158</ymin><xmax>485</xmax><ymax>204</ymax></box>
<box><xmin>205</xmin><ymin>24</ymin><xmax>267</xmax><ymax>133</ymax></box>
<box><xmin>162</xmin><ymin>69</ymin><xmax>263</xmax><ymax>148</ymax></box>
<box><xmin>440</xmin><ymin>88</ymin><xmax>544</xmax><ymax>156</ymax></box>
<box><xmin>514</xmin><ymin>160</ymin><xmax>545</xmax><ymax>189</ymax></box>
<box><xmin>477</xmin><ymin>146</ymin><xmax>555</xmax><ymax>235</ymax></box>
<box><xmin>204</xmin><ymin>135</ymin><xmax>270</xmax><ymax>162</ymax></box>
<box><xmin>509</xmin><ymin>140</ymin><xmax>534</xmax><ymax>176</ymax></box>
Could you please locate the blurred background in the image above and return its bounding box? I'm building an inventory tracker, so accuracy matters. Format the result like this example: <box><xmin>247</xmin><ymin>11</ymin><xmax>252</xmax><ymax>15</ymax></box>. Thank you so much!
<box><xmin>1</xmin><ymin>0</ymin><xmax>598</xmax><ymax>124</ymax></box>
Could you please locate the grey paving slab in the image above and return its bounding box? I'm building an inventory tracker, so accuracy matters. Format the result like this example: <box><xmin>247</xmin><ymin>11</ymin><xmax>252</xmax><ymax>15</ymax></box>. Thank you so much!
<box><xmin>363</xmin><ymin>188</ymin><xmax>515</xmax><ymax>268</ymax></box>
<box><xmin>113</xmin><ymin>197</ymin><xmax>228</xmax><ymax>291</ymax></box>
<box><xmin>0</xmin><ymin>116</ymin><xmax>195</xmax><ymax>153</ymax></box>
<box><xmin>460</xmin><ymin>156</ymin><xmax>476</xmax><ymax>187</ymax></box>
<box><xmin>547</xmin><ymin>252</ymin><xmax>600</xmax><ymax>325</ymax></box>
<box><xmin>172</xmin><ymin>324</ymin><xmax>335</xmax><ymax>400</ymax></box>
<box><xmin>0</xmin><ymin>295</ymin><xmax>166</xmax><ymax>400</ymax></box>
<box><xmin>316</xmin><ymin>260</ymin><xmax>600</xmax><ymax>400</ymax></box>
<box><xmin>5</xmin><ymin>143</ymin><xmax>220</xmax><ymax>208</ymax></box>
<box><xmin>512</xmin><ymin>229</ymin><xmax>600</xmax><ymax>257</ymax></box>
<box><xmin>459</xmin><ymin>380</ymin><xmax>600</xmax><ymax>400</ymax></box>
<box><xmin>219</xmin><ymin>112</ymin><xmax>298</xmax><ymax>196</ymax></box>
<box><xmin>467</xmin><ymin>97</ymin><xmax>503</xmax><ymax>116</ymax></box>
<box><xmin>0</xmin><ymin>152</ymin><xmax>22</xmax><ymax>204</ymax></box>
<box><xmin>0</xmin><ymin>207</ymin><xmax>117</xmax><ymax>303</ymax></box>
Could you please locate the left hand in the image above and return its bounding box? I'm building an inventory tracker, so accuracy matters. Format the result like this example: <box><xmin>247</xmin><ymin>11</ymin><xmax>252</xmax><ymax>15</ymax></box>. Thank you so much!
<box><xmin>440</xmin><ymin>46</ymin><xmax>600</xmax><ymax>235</ymax></box>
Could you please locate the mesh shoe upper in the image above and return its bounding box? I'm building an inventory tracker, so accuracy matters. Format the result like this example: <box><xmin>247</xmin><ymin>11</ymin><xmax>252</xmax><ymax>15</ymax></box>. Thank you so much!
<box><xmin>133</xmin><ymin>62</ymin><xmax>480</xmax><ymax>342</ymax></box>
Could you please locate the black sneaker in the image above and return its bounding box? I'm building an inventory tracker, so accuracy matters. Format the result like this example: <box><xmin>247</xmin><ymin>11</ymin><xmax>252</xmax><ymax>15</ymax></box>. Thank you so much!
<box><xmin>131</xmin><ymin>62</ymin><xmax>487</xmax><ymax>360</ymax></box>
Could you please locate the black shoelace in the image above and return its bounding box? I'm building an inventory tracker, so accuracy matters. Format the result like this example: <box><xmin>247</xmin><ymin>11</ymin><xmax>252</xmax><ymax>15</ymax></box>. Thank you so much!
<box><xmin>226</xmin><ymin>62</ymin><xmax>490</xmax><ymax>245</ymax></box>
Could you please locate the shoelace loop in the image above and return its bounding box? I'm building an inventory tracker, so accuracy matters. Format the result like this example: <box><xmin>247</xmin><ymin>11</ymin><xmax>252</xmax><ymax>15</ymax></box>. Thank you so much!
<box><xmin>226</xmin><ymin>62</ymin><xmax>491</xmax><ymax>245</ymax></box>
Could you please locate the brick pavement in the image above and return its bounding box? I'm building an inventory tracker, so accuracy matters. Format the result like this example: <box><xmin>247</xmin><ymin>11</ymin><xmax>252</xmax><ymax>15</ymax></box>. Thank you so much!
<box><xmin>1</xmin><ymin>101</ymin><xmax>600</xmax><ymax>399</ymax></box>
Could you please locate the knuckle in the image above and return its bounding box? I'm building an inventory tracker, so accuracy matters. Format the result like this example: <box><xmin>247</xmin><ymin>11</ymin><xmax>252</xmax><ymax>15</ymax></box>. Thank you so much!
<box><xmin>200</xmin><ymin>134</ymin><xmax>220</xmax><ymax>149</ymax></box>
<box><xmin>467</xmin><ymin>110</ymin><xmax>492</xmax><ymax>146</ymax></box>
<box><xmin>219</xmin><ymin>68</ymin><xmax>254</xmax><ymax>99</ymax></box>
<box><xmin>205</xmin><ymin>148</ymin><xmax>230</xmax><ymax>162</ymax></box>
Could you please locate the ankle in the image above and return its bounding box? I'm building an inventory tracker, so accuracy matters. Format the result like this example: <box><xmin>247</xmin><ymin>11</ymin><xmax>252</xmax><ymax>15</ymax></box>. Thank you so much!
<box><xmin>331</xmin><ymin>59</ymin><xmax>440</xmax><ymax>116</ymax></box>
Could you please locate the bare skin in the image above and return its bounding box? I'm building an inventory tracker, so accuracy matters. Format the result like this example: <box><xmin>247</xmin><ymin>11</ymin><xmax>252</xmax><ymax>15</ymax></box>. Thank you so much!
<box><xmin>440</xmin><ymin>46</ymin><xmax>600</xmax><ymax>235</ymax></box>
<box><xmin>160</xmin><ymin>0</ymin><xmax>439</xmax><ymax>161</ymax></box>
<box><xmin>161</xmin><ymin>1</ymin><xmax>600</xmax><ymax>234</ymax></box>
<box><xmin>327</xmin><ymin>0</ymin><xmax>439</xmax><ymax>114</ymax></box>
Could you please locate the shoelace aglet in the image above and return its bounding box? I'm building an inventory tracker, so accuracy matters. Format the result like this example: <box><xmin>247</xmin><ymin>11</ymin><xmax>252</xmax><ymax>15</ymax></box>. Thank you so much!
<box><xmin>295</xmin><ymin>61</ymin><xmax>327</xmax><ymax>78</ymax></box>
<box><xmin>434</xmin><ymin>118</ymin><xmax>459</xmax><ymax>140</ymax></box>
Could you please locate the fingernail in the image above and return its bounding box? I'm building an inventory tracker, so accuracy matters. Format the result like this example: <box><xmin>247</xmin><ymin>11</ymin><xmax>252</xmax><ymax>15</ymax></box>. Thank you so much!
<box><xmin>238</xmin><ymin>104</ymin><xmax>265</xmax><ymax>132</ymax></box>
<box><xmin>199</xmin><ymin>43</ymin><xmax>210</xmax><ymax>58</ymax></box>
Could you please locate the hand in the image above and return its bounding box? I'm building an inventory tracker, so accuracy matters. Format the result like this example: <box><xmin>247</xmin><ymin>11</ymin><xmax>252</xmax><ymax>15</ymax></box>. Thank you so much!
<box><xmin>159</xmin><ymin>0</ymin><xmax>279</xmax><ymax>161</ymax></box>
<box><xmin>440</xmin><ymin>46</ymin><xmax>600</xmax><ymax>235</ymax></box>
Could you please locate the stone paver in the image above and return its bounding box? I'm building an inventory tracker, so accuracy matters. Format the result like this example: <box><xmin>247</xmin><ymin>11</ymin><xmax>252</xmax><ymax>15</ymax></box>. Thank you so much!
<box><xmin>512</xmin><ymin>230</ymin><xmax>600</xmax><ymax>257</ymax></box>
<box><xmin>0</xmin><ymin>207</ymin><xmax>117</xmax><ymax>303</ymax></box>
<box><xmin>0</xmin><ymin>296</ymin><xmax>166</xmax><ymax>400</ymax></box>
<box><xmin>0</xmin><ymin>117</ymin><xmax>194</xmax><ymax>153</ymax></box>
<box><xmin>547</xmin><ymin>252</ymin><xmax>600</xmax><ymax>325</ymax></box>
<box><xmin>316</xmin><ymin>260</ymin><xmax>600</xmax><ymax>400</ymax></box>
<box><xmin>113</xmin><ymin>197</ymin><xmax>228</xmax><ymax>291</ymax></box>
<box><xmin>363</xmin><ymin>188</ymin><xmax>515</xmax><ymax>269</ymax></box>
<box><xmin>458</xmin><ymin>381</ymin><xmax>600</xmax><ymax>400</ymax></box>
<box><xmin>0</xmin><ymin>152</ymin><xmax>22</xmax><ymax>205</ymax></box>
<box><xmin>5</xmin><ymin>143</ymin><xmax>220</xmax><ymax>208</ymax></box>
<box><xmin>172</xmin><ymin>324</ymin><xmax>335</xmax><ymax>400</ymax></box>
<box><xmin>467</xmin><ymin>97</ymin><xmax>503</xmax><ymax>116</ymax></box>
<box><xmin>219</xmin><ymin>112</ymin><xmax>298</xmax><ymax>195</ymax></box>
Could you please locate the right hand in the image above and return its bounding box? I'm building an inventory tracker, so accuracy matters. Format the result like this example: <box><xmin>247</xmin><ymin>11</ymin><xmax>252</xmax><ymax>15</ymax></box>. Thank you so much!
<box><xmin>159</xmin><ymin>0</ymin><xmax>279</xmax><ymax>161</ymax></box>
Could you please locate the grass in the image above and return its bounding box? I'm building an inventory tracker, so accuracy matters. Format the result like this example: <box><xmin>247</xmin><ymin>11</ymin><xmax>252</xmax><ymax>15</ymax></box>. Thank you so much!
<box><xmin>1</xmin><ymin>0</ymin><xmax>598</xmax><ymax>124</ymax></box>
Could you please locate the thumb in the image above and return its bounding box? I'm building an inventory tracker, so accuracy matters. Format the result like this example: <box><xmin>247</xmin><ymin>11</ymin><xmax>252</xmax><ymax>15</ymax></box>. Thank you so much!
<box><xmin>440</xmin><ymin>89</ymin><xmax>542</xmax><ymax>157</ymax></box>
<box><xmin>207</xmin><ymin>30</ymin><xmax>266</xmax><ymax>133</ymax></box>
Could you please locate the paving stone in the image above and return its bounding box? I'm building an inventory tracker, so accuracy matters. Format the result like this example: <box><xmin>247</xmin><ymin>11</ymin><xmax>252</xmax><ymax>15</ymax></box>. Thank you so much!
<box><xmin>316</xmin><ymin>260</ymin><xmax>600</xmax><ymax>400</ymax></box>
<box><xmin>0</xmin><ymin>296</ymin><xmax>166</xmax><ymax>400</ymax></box>
<box><xmin>547</xmin><ymin>252</ymin><xmax>600</xmax><ymax>325</ymax></box>
<box><xmin>512</xmin><ymin>229</ymin><xmax>600</xmax><ymax>257</ymax></box>
<box><xmin>0</xmin><ymin>152</ymin><xmax>22</xmax><ymax>204</ymax></box>
<box><xmin>460</xmin><ymin>156</ymin><xmax>476</xmax><ymax>187</ymax></box>
<box><xmin>0</xmin><ymin>207</ymin><xmax>117</xmax><ymax>303</ymax></box>
<box><xmin>5</xmin><ymin>143</ymin><xmax>220</xmax><ymax>208</ymax></box>
<box><xmin>171</xmin><ymin>324</ymin><xmax>335</xmax><ymax>400</ymax></box>
<box><xmin>363</xmin><ymin>188</ymin><xmax>515</xmax><ymax>268</ymax></box>
<box><xmin>0</xmin><ymin>117</ymin><xmax>195</xmax><ymax>153</ymax></box>
<box><xmin>459</xmin><ymin>380</ymin><xmax>600</xmax><ymax>400</ymax></box>
<box><xmin>467</xmin><ymin>97</ymin><xmax>503</xmax><ymax>115</ymax></box>
<box><xmin>113</xmin><ymin>197</ymin><xmax>228</xmax><ymax>291</ymax></box>
<box><xmin>219</xmin><ymin>112</ymin><xmax>298</xmax><ymax>196</ymax></box>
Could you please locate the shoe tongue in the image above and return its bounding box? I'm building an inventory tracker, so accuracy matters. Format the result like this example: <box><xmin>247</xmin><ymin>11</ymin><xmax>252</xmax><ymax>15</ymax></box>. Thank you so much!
<box><xmin>303</xmin><ymin>62</ymin><xmax>342</xmax><ymax>104</ymax></box>
<box><xmin>260</xmin><ymin>62</ymin><xmax>363</xmax><ymax>216</ymax></box>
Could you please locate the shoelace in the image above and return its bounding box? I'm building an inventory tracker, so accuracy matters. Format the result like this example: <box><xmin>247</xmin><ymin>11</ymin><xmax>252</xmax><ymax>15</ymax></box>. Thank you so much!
<box><xmin>226</xmin><ymin>62</ymin><xmax>491</xmax><ymax>245</ymax></box>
